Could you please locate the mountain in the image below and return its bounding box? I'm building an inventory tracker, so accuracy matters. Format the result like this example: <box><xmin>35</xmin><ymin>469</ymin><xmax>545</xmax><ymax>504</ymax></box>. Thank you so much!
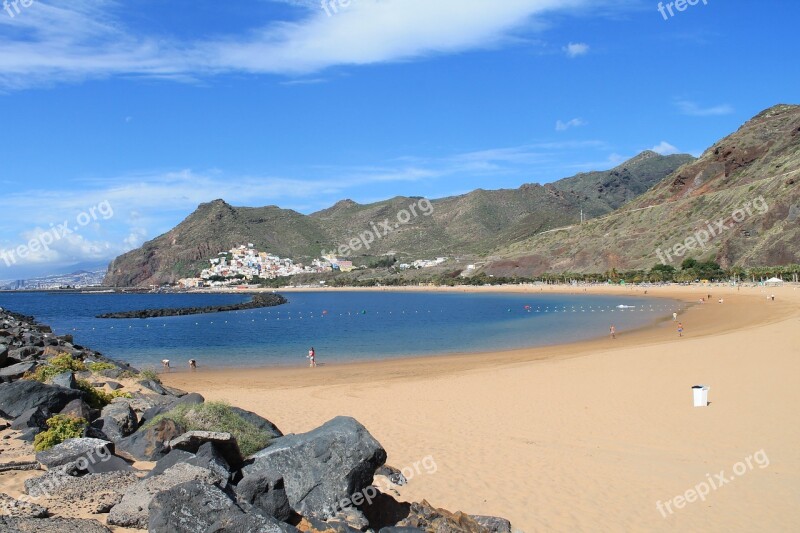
<box><xmin>1</xmin><ymin>269</ymin><xmax>107</xmax><ymax>290</ymax></box>
<box><xmin>485</xmin><ymin>104</ymin><xmax>800</xmax><ymax>276</ymax></box>
<box><xmin>104</xmin><ymin>152</ymin><xmax>691</xmax><ymax>287</ymax></box>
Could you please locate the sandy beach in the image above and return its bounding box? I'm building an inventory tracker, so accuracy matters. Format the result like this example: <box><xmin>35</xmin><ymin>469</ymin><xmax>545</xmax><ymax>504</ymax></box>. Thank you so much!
<box><xmin>163</xmin><ymin>283</ymin><xmax>800</xmax><ymax>532</ymax></box>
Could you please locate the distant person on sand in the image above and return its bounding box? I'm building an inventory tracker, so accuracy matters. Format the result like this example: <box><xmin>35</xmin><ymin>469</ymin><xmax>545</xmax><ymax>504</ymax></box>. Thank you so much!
<box><xmin>610</xmin><ymin>325</ymin><xmax>616</xmax><ymax>339</ymax></box>
<box><xmin>672</xmin><ymin>312</ymin><xmax>678</xmax><ymax>321</ymax></box>
<box><xmin>189</xmin><ymin>359</ymin><xmax>197</xmax><ymax>371</ymax></box>
<box><xmin>308</xmin><ymin>347</ymin><xmax>316</xmax><ymax>368</ymax></box>
<box><xmin>678</xmin><ymin>322</ymin><xmax>684</xmax><ymax>337</ymax></box>
<box><xmin>161</xmin><ymin>359</ymin><xmax>170</xmax><ymax>371</ymax></box>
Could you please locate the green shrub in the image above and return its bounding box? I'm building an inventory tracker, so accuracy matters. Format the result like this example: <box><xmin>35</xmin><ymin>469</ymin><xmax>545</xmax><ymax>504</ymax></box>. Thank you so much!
<box><xmin>146</xmin><ymin>401</ymin><xmax>271</xmax><ymax>457</ymax></box>
<box><xmin>88</xmin><ymin>362</ymin><xmax>117</xmax><ymax>373</ymax></box>
<box><xmin>73</xmin><ymin>380</ymin><xmax>131</xmax><ymax>409</ymax></box>
<box><xmin>139</xmin><ymin>367</ymin><xmax>161</xmax><ymax>383</ymax></box>
<box><xmin>33</xmin><ymin>415</ymin><xmax>87</xmax><ymax>451</ymax></box>
<box><xmin>26</xmin><ymin>353</ymin><xmax>87</xmax><ymax>383</ymax></box>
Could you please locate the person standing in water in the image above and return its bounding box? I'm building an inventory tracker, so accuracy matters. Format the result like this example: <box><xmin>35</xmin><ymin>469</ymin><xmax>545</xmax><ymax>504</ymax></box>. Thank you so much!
<box><xmin>308</xmin><ymin>347</ymin><xmax>316</xmax><ymax>368</ymax></box>
<box><xmin>610</xmin><ymin>325</ymin><xmax>616</xmax><ymax>339</ymax></box>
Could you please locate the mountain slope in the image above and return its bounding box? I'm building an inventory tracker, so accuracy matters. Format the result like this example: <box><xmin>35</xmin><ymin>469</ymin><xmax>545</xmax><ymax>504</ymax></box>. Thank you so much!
<box><xmin>104</xmin><ymin>152</ymin><xmax>690</xmax><ymax>287</ymax></box>
<box><xmin>486</xmin><ymin>104</ymin><xmax>800</xmax><ymax>276</ymax></box>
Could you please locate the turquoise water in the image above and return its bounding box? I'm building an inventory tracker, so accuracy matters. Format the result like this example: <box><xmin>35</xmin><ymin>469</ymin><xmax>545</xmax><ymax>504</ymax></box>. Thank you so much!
<box><xmin>0</xmin><ymin>291</ymin><xmax>681</xmax><ymax>369</ymax></box>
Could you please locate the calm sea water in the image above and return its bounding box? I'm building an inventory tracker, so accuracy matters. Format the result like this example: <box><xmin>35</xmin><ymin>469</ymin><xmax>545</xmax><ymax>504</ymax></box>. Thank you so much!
<box><xmin>0</xmin><ymin>291</ymin><xmax>681</xmax><ymax>369</ymax></box>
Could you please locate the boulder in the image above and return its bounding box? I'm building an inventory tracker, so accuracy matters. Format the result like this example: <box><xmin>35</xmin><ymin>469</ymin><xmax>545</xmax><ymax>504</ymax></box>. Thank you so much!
<box><xmin>0</xmin><ymin>361</ymin><xmax>37</xmax><ymax>381</ymax></box>
<box><xmin>148</xmin><ymin>480</ymin><xmax>241</xmax><ymax>533</ymax></box>
<box><xmin>51</xmin><ymin>371</ymin><xmax>77</xmax><ymax>389</ymax></box>
<box><xmin>139</xmin><ymin>392</ymin><xmax>204</xmax><ymax>425</ymax></box>
<box><xmin>8</xmin><ymin>346</ymin><xmax>39</xmax><ymax>361</ymax></box>
<box><xmin>169</xmin><ymin>431</ymin><xmax>243</xmax><ymax>470</ymax></box>
<box><xmin>396</xmin><ymin>500</ymin><xmax>487</xmax><ymax>532</ymax></box>
<box><xmin>25</xmin><ymin>468</ymin><xmax>137</xmax><ymax>512</ymax></box>
<box><xmin>35</xmin><ymin>438</ymin><xmax>114</xmax><ymax>469</ymax></box>
<box><xmin>208</xmin><ymin>511</ymin><xmax>298</xmax><ymax>533</ymax></box>
<box><xmin>10</xmin><ymin>406</ymin><xmax>52</xmax><ymax>442</ymax></box>
<box><xmin>0</xmin><ymin>492</ymin><xmax>48</xmax><ymax>518</ymax></box>
<box><xmin>0</xmin><ymin>380</ymin><xmax>85</xmax><ymax>419</ymax></box>
<box><xmin>138</xmin><ymin>379</ymin><xmax>169</xmax><ymax>395</ymax></box>
<box><xmin>350</xmin><ymin>491</ymin><xmax>411</xmax><ymax>530</ymax></box>
<box><xmin>230</xmin><ymin>406</ymin><xmax>283</xmax><ymax>439</ymax></box>
<box><xmin>243</xmin><ymin>416</ymin><xmax>387</xmax><ymax>519</ymax></box>
<box><xmin>379</xmin><ymin>528</ymin><xmax>426</xmax><ymax>533</ymax></box>
<box><xmin>105</xmin><ymin>381</ymin><xmax>123</xmax><ymax>390</ymax></box>
<box><xmin>0</xmin><ymin>344</ymin><xmax>8</xmax><ymax>366</ymax></box>
<box><xmin>235</xmin><ymin>469</ymin><xmax>291</xmax><ymax>521</ymax></box>
<box><xmin>376</xmin><ymin>465</ymin><xmax>407</xmax><ymax>486</ymax></box>
<box><xmin>59</xmin><ymin>399</ymin><xmax>94</xmax><ymax>421</ymax></box>
<box><xmin>471</xmin><ymin>515</ymin><xmax>513</xmax><ymax>532</ymax></box>
<box><xmin>147</xmin><ymin>443</ymin><xmax>232</xmax><ymax>484</ymax></box>
<box><xmin>0</xmin><ymin>517</ymin><xmax>112</xmax><ymax>532</ymax></box>
<box><xmin>115</xmin><ymin>418</ymin><xmax>185</xmax><ymax>461</ymax></box>
<box><xmin>108</xmin><ymin>463</ymin><xmax>222</xmax><ymax>529</ymax></box>
<box><xmin>93</xmin><ymin>402</ymin><xmax>138</xmax><ymax>441</ymax></box>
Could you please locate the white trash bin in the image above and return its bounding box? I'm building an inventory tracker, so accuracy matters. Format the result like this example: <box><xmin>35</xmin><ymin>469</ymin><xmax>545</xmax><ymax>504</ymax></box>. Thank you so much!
<box><xmin>692</xmin><ymin>385</ymin><xmax>709</xmax><ymax>407</ymax></box>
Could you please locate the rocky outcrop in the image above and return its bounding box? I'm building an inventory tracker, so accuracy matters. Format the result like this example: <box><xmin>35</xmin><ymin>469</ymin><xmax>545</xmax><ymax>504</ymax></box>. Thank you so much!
<box><xmin>148</xmin><ymin>480</ymin><xmax>243</xmax><ymax>532</ymax></box>
<box><xmin>108</xmin><ymin>463</ymin><xmax>222</xmax><ymax>529</ymax></box>
<box><xmin>0</xmin><ymin>381</ymin><xmax>85</xmax><ymax>420</ymax></box>
<box><xmin>242</xmin><ymin>416</ymin><xmax>387</xmax><ymax>519</ymax></box>
<box><xmin>115</xmin><ymin>418</ymin><xmax>185</xmax><ymax>461</ymax></box>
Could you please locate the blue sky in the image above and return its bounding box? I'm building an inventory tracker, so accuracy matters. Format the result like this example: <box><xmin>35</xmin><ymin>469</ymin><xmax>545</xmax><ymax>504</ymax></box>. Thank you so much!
<box><xmin>0</xmin><ymin>0</ymin><xmax>797</xmax><ymax>279</ymax></box>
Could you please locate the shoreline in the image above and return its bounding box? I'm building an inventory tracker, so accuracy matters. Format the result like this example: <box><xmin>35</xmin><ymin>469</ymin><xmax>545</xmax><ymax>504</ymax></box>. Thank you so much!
<box><xmin>161</xmin><ymin>283</ymin><xmax>800</xmax><ymax>530</ymax></box>
<box><xmin>161</xmin><ymin>284</ymin><xmax>790</xmax><ymax>384</ymax></box>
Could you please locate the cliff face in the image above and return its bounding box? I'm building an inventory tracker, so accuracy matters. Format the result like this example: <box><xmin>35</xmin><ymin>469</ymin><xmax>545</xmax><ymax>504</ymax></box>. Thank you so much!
<box><xmin>104</xmin><ymin>152</ymin><xmax>691</xmax><ymax>287</ymax></box>
<box><xmin>486</xmin><ymin>105</ymin><xmax>800</xmax><ymax>276</ymax></box>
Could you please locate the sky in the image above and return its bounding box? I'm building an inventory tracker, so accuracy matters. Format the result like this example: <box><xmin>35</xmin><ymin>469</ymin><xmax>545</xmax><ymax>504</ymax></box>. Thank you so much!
<box><xmin>0</xmin><ymin>0</ymin><xmax>798</xmax><ymax>279</ymax></box>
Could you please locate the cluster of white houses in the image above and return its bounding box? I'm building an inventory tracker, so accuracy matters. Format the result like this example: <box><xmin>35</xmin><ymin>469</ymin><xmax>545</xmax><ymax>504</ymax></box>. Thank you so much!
<box><xmin>177</xmin><ymin>244</ymin><xmax>446</xmax><ymax>288</ymax></box>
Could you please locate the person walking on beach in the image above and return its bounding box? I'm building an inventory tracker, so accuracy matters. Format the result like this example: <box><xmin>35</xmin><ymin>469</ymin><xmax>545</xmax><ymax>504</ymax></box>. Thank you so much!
<box><xmin>308</xmin><ymin>347</ymin><xmax>316</xmax><ymax>368</ymax></box>
<box><xmin>610</xmin><ymin>325</ymin><xmax>616</xmax><ymax>340</ymax></box>
<box><xmin>189</xmin><ymin>359</ymin><xmax>197</xmax><ymax>371</ymax></box>
<box><xmin>677</xmin><ymin>322</ymin><xmax>684</xmax><ymax>337</ymax></box>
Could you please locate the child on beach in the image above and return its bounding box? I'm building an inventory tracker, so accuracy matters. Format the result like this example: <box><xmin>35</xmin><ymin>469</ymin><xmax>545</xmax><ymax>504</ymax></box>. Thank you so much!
<box><xmin>677</xmin><ymin>322</ymin><xmax>684</xmax><ymax>337</ymax></box>
<box><xmin>610</xmin><ymin>325</ymin><xmax>616</xmax><ymax>339</ymax></box>
<box><xmin>308</xmin><ymin>347</ymin><xmax>316</xmax><ymax>368</ymax></box>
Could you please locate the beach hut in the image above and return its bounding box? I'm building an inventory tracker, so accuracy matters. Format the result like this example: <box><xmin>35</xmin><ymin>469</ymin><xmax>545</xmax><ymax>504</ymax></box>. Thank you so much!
<box><xmin>765</xmin><ymin>277</ymin><xmax>784</xmax><ymax>286</ymax></box>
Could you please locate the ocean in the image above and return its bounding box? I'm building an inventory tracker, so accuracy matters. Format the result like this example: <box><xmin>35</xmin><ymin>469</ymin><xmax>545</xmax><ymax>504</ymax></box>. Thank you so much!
<box><xmin>0</xmin><ymin>291</ymin><xmax>681</xmax><ymax>369</ymax></box>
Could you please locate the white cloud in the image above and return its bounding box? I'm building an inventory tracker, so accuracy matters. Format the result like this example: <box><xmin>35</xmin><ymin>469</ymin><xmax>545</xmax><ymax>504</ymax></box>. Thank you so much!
<box><xmin>563</xmin><ymin>42</ymin><xmax>589</xmax><ymax>57</ymax></box>
<box><xmin>556</xmin><ymin>118</ymin><xmax>587</xmax><ymax>131</ymax></box>
<box><xmin>650</xmin><ymin>141</ymin><xmax>679</xmax><ymax>155</ymax></box>
<box><xmin>675</xmin><ymin>100</ymin><xmax>734</xmax><ymax>117</ymax></box>
<box><xmin>0</xmin><ymin>0</ymin><xmax>608</xmax><ymax>89</ymax></box>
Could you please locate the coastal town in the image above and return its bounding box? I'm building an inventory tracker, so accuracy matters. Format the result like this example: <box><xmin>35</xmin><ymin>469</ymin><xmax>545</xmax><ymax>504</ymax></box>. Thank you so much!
<box><xmin>177</xmin><ymin>244</ymin><xmax>449</xmax><ymax>288</ymax></box>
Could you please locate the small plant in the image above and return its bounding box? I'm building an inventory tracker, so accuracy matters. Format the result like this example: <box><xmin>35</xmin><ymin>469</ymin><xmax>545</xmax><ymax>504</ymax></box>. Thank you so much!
<box><xmin>74</xmin><ymin>379</ymin><xmax>130</xmax><ymax>409</ymax></box>
<box><xmin>88</xmin><ymin>362</ymin><xmax>117</xmax><ymax>373</ymax></box>
<box><xmin>139</xmin><ymin>367</ymin><xmax>161</xmax><ymax>383</ymax></box>
<box><xmin>26</xmin><ymin>353</ymin><xmax>87</xmax><ymax>383</ymax></box>
<box><xmin>118</xmin><ymin>370</ymin><xmax>137</xmax><ymax>380</ymax></box>
<box><xmin>33</xmin><ymin>415</ymin><xmax>87</xmax><ymax>452</ymax></box>
<box><xmin>146</xmin><ymin>401</ymin><xmax>271</xmax><ymax>457</ymax></box>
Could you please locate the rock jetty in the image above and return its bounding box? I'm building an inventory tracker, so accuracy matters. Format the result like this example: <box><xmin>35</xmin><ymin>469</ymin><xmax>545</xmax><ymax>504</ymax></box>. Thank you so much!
<box><xmin>96</xmin><ymin>292</ymin><xmax>288</xmax><ymax>319</ymax></box>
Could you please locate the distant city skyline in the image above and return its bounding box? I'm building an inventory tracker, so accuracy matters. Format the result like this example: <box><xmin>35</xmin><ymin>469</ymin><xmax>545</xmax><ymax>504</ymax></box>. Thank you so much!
<box><xmin>1</xmin><ymin>0</ymin><xmax>797</xmax><ymax>278</ymax></box>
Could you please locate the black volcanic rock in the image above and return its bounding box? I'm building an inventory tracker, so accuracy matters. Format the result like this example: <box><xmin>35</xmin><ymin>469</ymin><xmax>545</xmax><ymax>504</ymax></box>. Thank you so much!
<box><xmin>96</xmin><ymin>293</ymin><xmax>288</xmax><ymax>318</ymax></box>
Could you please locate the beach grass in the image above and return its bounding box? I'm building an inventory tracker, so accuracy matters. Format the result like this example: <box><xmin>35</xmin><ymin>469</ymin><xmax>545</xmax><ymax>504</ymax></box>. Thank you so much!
<box><xmin>145</xmin><ymin>401</ymin><xmax>271</xmax><ymax>456</ymax></box>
